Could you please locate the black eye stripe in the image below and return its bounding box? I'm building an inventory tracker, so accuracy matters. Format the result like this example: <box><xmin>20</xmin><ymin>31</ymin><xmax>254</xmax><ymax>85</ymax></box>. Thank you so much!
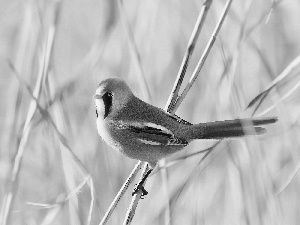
<box><xmin>102</xmin><ymin>92</ymin><xmax>112</xmax><ymax>119</ymax></box>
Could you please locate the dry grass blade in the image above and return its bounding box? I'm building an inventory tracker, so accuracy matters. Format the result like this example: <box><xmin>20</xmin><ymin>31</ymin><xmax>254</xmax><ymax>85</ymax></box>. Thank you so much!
<box><xmin>44</xmin><ymin>3</ymin><xmax>96</xmax><ymax>224</ymax></box>
<box><xmin>11</xmin><ymin>62</ymin><xmax>96</xmax><ymax>225</ymax></box>
<box><xmin>47</xmin><ymin>76</ymin><xmax>82</xmax><ymax>225</ymax></box>
<box><xmin>99</xmin><ymin>161</ymin><xmax>143</xmax><ymax>225</ymax></box>
<box><xmin>164</xmin><ymin>142</ymin><xmax>219</xmax><ymax>169</ymax></box>
<box><xmin>276</xmin><ymin>162</ymin><xmax>300</xmax><ymax>195</ymax></box>
<box><xmin>40</xmin><ymin>205</ymin><xmax>62</xmax><ymax>225</ymax></box>
<box><xmin>151</xmin><ymin>142</ymin><xmax>218</xmax><ymax>175</ymax></box>
<box><xmin>87</xmin><ymin>178</ymin><xmax>95</xmax><ymax>225</ymax></box>
<box><xmin>26</xmin><ymin>79</ymin><xmax>79</xmax><ymax>132</ymax></box>
<box><xmin>173</xmin><ymin>0</ymin><xmax>233</xmax><ymax>111</ymax></box>
<box><xmin>27</xmin><ymin>196</ymin><xmax>66</xmax><ymax>225</ymax></box>
<box><xmin>160</xmin><ymin>141</ymin><xmax>225</xmax><ymax>223</ymax></box>
<box><xmin>247</xmin><ymin>55</ymin><xmax>300</xmax><ymax>112</ymax></box>
<box><xmin>216</xmin><ymin>0</ymin><xmax>281</xmax><ymax>88</ymax></box>
<box><xmin>156</xmin><ymin>159</ymin><xmax>171</xmax><ymax>225</ymax></box>
<box><xmin>166</xmin><ymin>0</ymin><xmax>213</xmax><ymax>112</ymax></box>
<box><xmin>32</xmin><ymin>91</ymin><xmax>95</xmax><ymax>223</ymax></box>
<box><xmin>116</xmin><ymin>0</ymin><xmax>152</xmax><ymax>102</ymax></box>
<box><xmin>216</xmin><ymin>0</ymin><xmax>252</xmax><ymax>113</ymax></box>
<box><xmin>7</xmin><ymin>1</ymin><xmax>35</xmax><ymax>155</ymax></box>
<box><xmin>258</xmin><ymin>78</ymin><xmax>300</xmax><ymax>117</ymax></box>
<box><xmin>26</xmin><ymin>176</ymin><xmax>91</xmax><ymax>208</ymax></box>
<box><xmin>265</xmin><ymin>0</ymin><xmax>281</xmax><ymax>24</ymax></box>
<box><xmin>0</xmin><ymin>21</ymin><xmax>54</xmax><ymax>224</ymax></box>
<box><xmin>123</xmin><ymin>163</ymin><xmax>149</xmax><ymax>225</ymax></box>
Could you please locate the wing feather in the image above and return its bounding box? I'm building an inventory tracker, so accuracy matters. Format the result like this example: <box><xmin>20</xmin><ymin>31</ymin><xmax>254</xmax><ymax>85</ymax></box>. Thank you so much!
<box><xmin>117</xmin><ymin>121</ymin><xmax>188</xmax><ymax>146</ymax></box>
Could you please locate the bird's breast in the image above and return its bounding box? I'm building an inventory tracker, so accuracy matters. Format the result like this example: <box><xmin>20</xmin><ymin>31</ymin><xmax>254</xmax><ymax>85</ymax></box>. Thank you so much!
<box><xmin>97</xmin><ymin>119</ymin><xmax>122</xmax><ymax>152</ymax></box>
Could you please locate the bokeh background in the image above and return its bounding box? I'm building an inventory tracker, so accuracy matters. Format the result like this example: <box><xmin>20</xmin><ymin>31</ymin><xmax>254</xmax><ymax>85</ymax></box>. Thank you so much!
<box><xmin>0</xmin><ymin>0</ymin><xmax>300</xmax><ymax>224</ymax></box>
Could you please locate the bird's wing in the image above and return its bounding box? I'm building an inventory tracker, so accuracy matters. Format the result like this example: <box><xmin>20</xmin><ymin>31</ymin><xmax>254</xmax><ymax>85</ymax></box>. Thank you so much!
<box><xmin>122</xmin><ymin>121</ymin><xmax>188</xmax><ymax>146</ymax></box>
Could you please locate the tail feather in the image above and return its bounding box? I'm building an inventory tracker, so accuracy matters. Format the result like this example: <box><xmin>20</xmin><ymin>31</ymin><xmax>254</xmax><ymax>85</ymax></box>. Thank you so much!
<box><xmin>187</xmin><ymin>117</ymin><xmax>277</xmax><ymax>140</ymax></box>
<box><xmin>199</xmin><ymin>126</ymin><xmax>266</xmax><ymax>139</ymax></box>
<box><xmin>218</xmin><ymin>117</ymin><xmax>278</xmax><ymax>127</ymax></box>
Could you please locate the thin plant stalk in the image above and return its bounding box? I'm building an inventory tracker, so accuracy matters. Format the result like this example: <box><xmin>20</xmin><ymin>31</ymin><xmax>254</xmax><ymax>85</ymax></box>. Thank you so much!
<box><xmin>247</xmin><ymin>55</ymin><xmax>300</xmax><ymax>112</ymax></box>
<box><xmin>258</xmin><ymin>78</ymin><xmax>300</xmax><ymax>117</ymax></box>
<box><xmin>0</xmin><ymin>25</ymin><xmax>53</xmax><ymax>225</ymax></box>
<box><xmin>173</xmin><ymin>0</ymin><xmax>233</xmax><ymax>112</ymax></box>
<box><xmin>123</xmin><ymin>163</ymin><xmax>149</xmax><ymax>225</ymax></box>
<box><xmin>116</xmin><ymin>0</ymin><xmax>152</xmax><ymax>103</ymax></box>
<box><xmin>47</xmin><ymin>74</ymin><xmax>81</xmax><ymax>225</ymax></box>
<box><xmin>99</xmin><ymin>161</ymin><xmax>143</xmax><ymax>225</ymax></box>
<box><xmin>11</xmin><ymin>63</ymin><xmax>96</xmax><ymax>225</ymax></box>
<box><xmin>166</xmin><ymin>0</ymin><xmax>213</xmax><ymax>112</ymax></box>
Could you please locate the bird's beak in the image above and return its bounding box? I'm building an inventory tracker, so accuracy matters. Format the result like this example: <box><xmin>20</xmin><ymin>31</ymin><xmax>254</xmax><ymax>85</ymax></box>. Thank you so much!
<box><xmin>93</xmin><ymin>94</ymin><xmax>102</xmax><ymax>99</ymax></box>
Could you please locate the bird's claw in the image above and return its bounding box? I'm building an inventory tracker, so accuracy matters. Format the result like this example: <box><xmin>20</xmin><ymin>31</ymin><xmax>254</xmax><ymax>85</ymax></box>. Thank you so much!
<box><xmin>132</xmin><ymin>183</ymin><xmax>148</xmax><ymax>198</ymax></box>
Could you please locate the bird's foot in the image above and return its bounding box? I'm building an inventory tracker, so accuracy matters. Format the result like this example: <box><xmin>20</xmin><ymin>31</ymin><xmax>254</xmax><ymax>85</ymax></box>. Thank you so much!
<box><xmin>131</xmin><ymin>165</ymin><xmax>153</xmax><ymax>198</ymax></box>
<box><xmin>132</xmin><ymin>183</ymin><xmax>148</xmax><ymax>198</ymax></box>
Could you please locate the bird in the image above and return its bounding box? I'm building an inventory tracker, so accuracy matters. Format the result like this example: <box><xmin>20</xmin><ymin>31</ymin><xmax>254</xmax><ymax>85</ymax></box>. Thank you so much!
<box><xmin>94</xmin><ymin>77</ymin><xmax>277</xmax><ymax>196</ymax></box>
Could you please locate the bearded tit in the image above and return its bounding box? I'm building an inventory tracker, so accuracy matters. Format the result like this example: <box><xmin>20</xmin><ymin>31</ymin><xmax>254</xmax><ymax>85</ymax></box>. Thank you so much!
<box><xmin>94</xmin><ymin>78</ymin><xmax>277</xmax><ymax>196</ymax></box>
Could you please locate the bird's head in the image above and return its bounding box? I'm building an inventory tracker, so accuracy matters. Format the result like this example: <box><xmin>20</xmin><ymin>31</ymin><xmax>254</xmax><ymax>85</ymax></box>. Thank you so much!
<box><xmin>94</xmin><ymin>78</ymin><xmax>134</xmax><ymax>119</ymax></box>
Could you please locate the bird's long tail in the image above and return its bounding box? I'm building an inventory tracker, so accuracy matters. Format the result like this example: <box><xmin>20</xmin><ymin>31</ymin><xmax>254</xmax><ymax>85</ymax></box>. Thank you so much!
<box><xmin>187</xmin><ymin>117</ymin><xmax>277</xmax><ymax>140</ymax></box>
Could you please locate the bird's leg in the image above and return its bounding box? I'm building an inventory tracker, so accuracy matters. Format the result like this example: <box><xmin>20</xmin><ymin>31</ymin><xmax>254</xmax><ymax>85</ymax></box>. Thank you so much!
<box><xmin>132</xmin><ymin>167</ymin><xmax>153</xmax><ymax>197</ymax></box>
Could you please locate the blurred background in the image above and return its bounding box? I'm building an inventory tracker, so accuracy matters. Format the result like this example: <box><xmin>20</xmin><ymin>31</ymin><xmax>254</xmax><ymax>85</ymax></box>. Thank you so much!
<box><xmin>0</xmin><ymin>0</ymin><xmax>300</xmax><ymax>224</ymax></box>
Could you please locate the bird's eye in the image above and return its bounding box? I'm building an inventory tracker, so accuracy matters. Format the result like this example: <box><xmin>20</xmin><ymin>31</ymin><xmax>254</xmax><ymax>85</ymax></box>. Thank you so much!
<box><xmin>95</xmin><ymin>109</ymin><xmax>98</xmax><ymax>118</ymax></box>
<box><xmin>102</xmin><ymin>92</ymin><xmax>112</xmax><ymax>119</ymax></box>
